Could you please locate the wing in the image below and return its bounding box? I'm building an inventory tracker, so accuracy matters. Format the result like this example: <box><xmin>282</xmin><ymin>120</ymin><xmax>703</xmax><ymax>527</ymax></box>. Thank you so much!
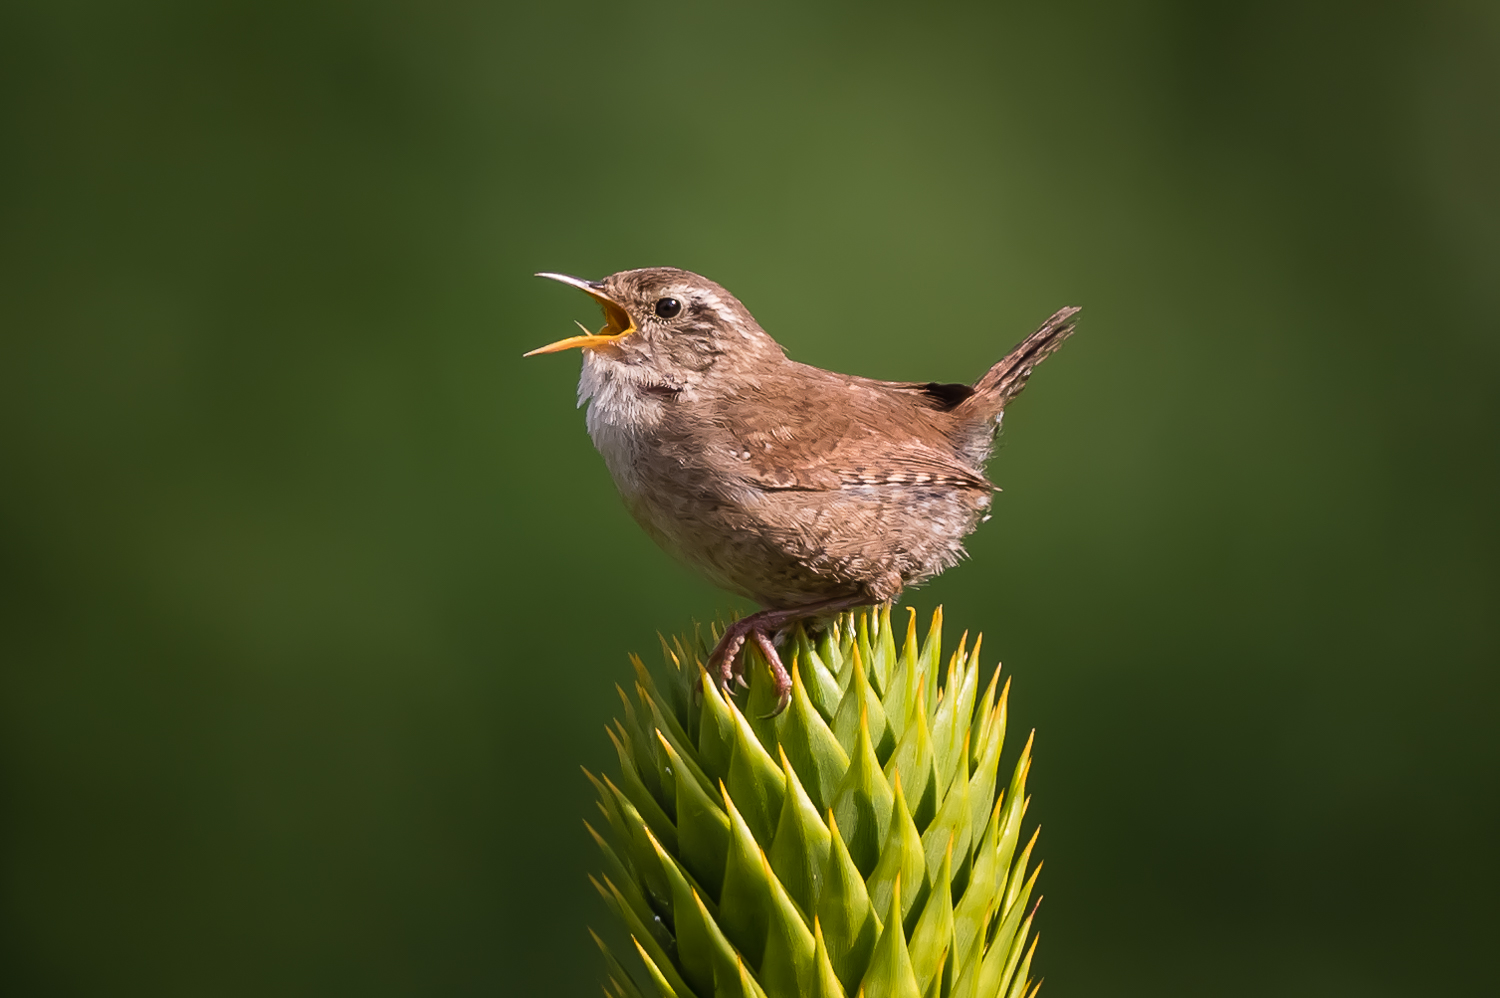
<box><xmin>699</xmin><ymin>370</ymin><xmax>992</xmax><ymax>495</ymax></box>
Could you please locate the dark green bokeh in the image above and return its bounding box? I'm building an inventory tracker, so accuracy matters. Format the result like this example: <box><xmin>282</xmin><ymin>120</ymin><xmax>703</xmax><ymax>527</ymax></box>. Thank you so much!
<box><xmin>2</xmin><ymin>2</ymin><xmax>1496</xmax><ymax>995</ymax></box>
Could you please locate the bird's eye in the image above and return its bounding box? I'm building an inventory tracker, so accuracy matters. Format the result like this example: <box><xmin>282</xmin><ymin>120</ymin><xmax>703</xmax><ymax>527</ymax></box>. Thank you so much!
<box><xmin>654</xmin><ymin>297</ymin><xmax>682</xmax><ymax>319</ymax></box>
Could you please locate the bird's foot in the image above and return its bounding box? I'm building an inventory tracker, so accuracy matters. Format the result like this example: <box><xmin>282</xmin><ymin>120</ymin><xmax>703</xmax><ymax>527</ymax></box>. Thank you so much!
<box><xmin>707</xmin><ymin>595</ymin><xmax>875</xmax><ymax>716</ymax></box>
<box><xmin>707</xmin><ymin>611</ymin><xmax>792</xmax><ymax>715</ymax></box>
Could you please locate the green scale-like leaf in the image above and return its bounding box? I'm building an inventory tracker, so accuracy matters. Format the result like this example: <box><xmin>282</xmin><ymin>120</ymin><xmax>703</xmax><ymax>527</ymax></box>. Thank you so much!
<box><xmin>776</xmin><ymin>661</ymin><xmax>849</xmax><ymax>815</ymax></box>
<box><xmin>768</xmin><ymin>746</ymin><xmax>831</xmax><ymax>917</ymax></box>
<box><xmin>757</xmin><ymin>847</ymin><xmax>817</xmax><ymax>998</ymax></box>
<box><xmin>719</xmin><ymin>783</ymin><xmax>775</xmax><ymax>961</ymax></box>
<box><xmin>717</xmin><ymin>956</ymin><xmax>770</xmax><ymax>998</ymax></box>
<box><xmin>633</xmin><ymin>935</ymin><xmax>693</xmax><ymax>998</ymax></box>
<box><xmin>883</xmin><ymin>687</ymin><xmax>938</xmax><ymax>829</ymax></box>
<box><xmin>607</xmin><ymin>724</ymin><xmax>678</xmax><ymax>853</ymax></box>
<box><xmin>586</xmin><ymin>607</ymin><xmax>1046</xmax><ymax>998</ymax></box>
<box><xmin>907</xmin><ymin>837</ymin><xmax>954</xmax><ymax>995</ymax></box>
<box><xmin>833</xmin><ymin>644</ymin><xmax>893</xmax><ymax>764</ymax></box>
<box><xmin>789</xmin><ymin>626</ymin><xmax>843</xmax><ymax>722</ymax></box>
<box><xmin>931</xmin><ymin>638</ymin><xmax>979</xmax><ymax>799</ymax></box>
<box><xmin>809</xmin><ymin>920</ymin><xmax>850</xmax><ymax>998</ymax></box>
<box><xmin>657</xmin><ymin>732</ymin><xmax>730</xmax><ymax>897</ymax></box>
<box><xmin>831</xmin><ymin>703</ymin><xmax>895</xmax><ymax>878</ymax></box>
<box><xmin>592</xmin><ymin>929</ymin><xmax>649</xmax><ymax>998</ymax></box>
<box><xmin>921</xmin><ymin>728</ymin><xmax>971</xmax><ymax>888</ymax></box>
<box><xmin>643</xmin><ymin>824</ymin><xmax>719</xmax><ymax>991</ymax></box>
<box><xmin>819</xmin><ymin>810</ymin><xmax>880</xmax><ymax>993</ymax></box>
<box><xmin>698</xmin><ymin>666</ymin><xmax>739</xmax><ymax>783</ymax></box>
<box><xmin>859</xmin><ymin>874</ymin><xmax>920</xmax><ymax>998</ymax></box>
<box><xmin>879</xmin><ymin>612</ymin><xmax>920</xmax><ymax>744</ymax></box>
<box><xmin>725</xmin><ymin>697</ymin><xmax>786</xmax><ymax>850</ymax></box>
<box><xmin>866</xmin><ymin>772</ymin><xmax>926</xmax><ymax>932</ymax></box>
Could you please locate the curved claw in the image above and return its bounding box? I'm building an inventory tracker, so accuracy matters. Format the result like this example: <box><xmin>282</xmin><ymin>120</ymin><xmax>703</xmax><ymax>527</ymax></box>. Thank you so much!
<box><xmin>704</xmin><ymin>595</ymin><xmax>872</xmax><ymax>717</ymax></box>
<box><xmin>751</xmin><ymin>630</ymin><xmax>792</xmax><ymax>714</ymax></box>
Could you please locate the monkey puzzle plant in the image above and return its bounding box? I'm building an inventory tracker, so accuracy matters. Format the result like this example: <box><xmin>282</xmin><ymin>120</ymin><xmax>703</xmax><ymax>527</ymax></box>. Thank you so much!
<box><xmin>586</xmin><ymin>606</ymin><xmax>1042</xmax><ymax>998</ymax></box>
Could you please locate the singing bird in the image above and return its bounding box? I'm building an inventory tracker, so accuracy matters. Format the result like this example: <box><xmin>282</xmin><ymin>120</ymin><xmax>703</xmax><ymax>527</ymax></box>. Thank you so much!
<box><xmin>529</xmin><ymin>268</ymin><xmax>1076</xmax><ymax>710</ymax></box>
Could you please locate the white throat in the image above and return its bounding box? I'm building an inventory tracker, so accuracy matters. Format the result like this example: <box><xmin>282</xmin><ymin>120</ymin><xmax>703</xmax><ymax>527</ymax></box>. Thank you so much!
<box><xmin>577</xmin><ymin>351</ymin><xmax>668</xmax><ymax>498</ymax></box>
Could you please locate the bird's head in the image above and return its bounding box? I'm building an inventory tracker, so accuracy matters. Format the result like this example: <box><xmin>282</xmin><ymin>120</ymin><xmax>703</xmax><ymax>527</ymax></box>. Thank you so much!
<box><xmin>527</xmin><ymin>267</ymin><xmax>780</xmax><ymax>380</ymax></box>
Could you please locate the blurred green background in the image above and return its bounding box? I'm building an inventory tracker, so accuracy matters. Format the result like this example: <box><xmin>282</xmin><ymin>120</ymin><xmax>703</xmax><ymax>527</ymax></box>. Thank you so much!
<box><xmin>2</xmin><ymin>1</ymin><xmax>1497</xmax><ymax>995</ymax></box>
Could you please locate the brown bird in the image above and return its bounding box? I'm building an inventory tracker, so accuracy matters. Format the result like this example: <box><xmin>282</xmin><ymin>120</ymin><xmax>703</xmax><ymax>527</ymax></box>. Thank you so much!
<box><xmin>529</xmin><ymin>267</ymin><xmax>1077</xmax><ymax>711</ymax></box>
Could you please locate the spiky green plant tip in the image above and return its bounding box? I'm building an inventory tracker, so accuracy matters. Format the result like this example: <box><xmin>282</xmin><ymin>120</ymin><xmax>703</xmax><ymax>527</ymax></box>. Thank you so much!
<box><xmin>585</xmin><ymin>605</ymin><xmax>1041</xmax><ymax>998</ymax></box>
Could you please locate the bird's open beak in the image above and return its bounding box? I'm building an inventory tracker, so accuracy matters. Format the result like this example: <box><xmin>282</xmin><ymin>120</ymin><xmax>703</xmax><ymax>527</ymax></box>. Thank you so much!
<box><xmin>525</xmin><ymin>273</ymin><xmax>637</xmax><ymax>356</ymax></box>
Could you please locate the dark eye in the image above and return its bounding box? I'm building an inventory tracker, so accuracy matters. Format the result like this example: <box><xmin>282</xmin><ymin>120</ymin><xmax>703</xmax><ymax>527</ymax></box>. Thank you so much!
<box><xmin>654</xmin><ymin>297</ymin><xmax>682</xmax><ymax>319</ymax></box>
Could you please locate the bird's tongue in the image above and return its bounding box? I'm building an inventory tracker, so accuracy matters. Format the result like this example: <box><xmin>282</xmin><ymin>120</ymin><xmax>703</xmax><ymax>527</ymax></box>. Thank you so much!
<box><xmin>525</xmin><ymin>293</ymin><xmax>636</xmax><ymax>356</ymax></box>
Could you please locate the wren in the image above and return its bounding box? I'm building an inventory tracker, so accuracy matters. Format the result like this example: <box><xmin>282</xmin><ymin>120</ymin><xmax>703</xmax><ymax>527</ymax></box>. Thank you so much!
<box><xmin>528</xmin><ymin>267</ymin><xmax>1077</xmax><ymax>711</ymax></box>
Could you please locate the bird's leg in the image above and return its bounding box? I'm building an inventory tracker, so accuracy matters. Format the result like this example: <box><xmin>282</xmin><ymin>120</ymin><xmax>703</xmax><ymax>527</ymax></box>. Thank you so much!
<box><xmin>750</xmin><ymin>630</ymin><xmax>790</xmax><ymax>712</ymax></box>
<box><xmin>707</xmin><ymin>595</ymin><xmax>872</xmax><ymax>715</ymax></box>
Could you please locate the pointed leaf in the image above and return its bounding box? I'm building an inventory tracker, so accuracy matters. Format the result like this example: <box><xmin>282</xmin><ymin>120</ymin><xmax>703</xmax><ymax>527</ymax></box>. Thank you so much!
<box><xmin>616</xmin><ymin>691</ymin><xmax>665</xmax><ymax>813</ymax></box>
<box><xmin>758</xmin><ymin>851</ymin><xmax>818</xmax><ymax>998</ymax></box>
<box><xmin>644</xmin><ymin>827</ymin><xmax>720</xmax><ymax>995</ymax></box>
<box><xmin>984</xmin><ymin>864</ymin><xmax>1040</xmax><ymax>997</ymax></box>
<box><xmin>597</xmin><ymin>876</ymin><xmax>694</xmax><ymax>998</ymax></box>
<box><xmin>946</xmin><ymin>896</ymin><xmax>992</xmax><ymax>998</ymax></box>
<box><xmin>907</xmin><ymin>836</ymin><xmax>955</xmax><ymax>995</ymax></box>
<box><xmin>831</xmin><ymin>703</ymin><xmax>895</xmax><ymax>877</ymax></box>
<box><xmin>780</xmin><ymin>659</ymin><xmax>850</xmax><ymax>814</ymax></box>
<box><xmin>916</xmin><ymin>608</ymin><xmax>943</xmax><ymax>712</ymax></box>
<box><xmin>714</xmin><ymin>955</ymin><xmax>771</xmax><ymax>998</ymax></box>
<box><xmin>586</xmin><ymin>769</ymin><xmax>633</xmax><ymax>867</ymax></box>
<box><xmin>743</xmin><ymin>639</ymin><xmax>785</xmax><ymax>748</ymax></box>
<box><xmin>659</xmin><ymin>733</ymin><xmax>730</xmax><ymax>898</ymax></box>
<box><xmin>969</xmin><ymin>668</ymin><xmax>1002</xmax><ymax>774</ymax></box>
<box><xmin>921</xmin><ymin>728</ymin><xmax>972</xmax><ymax>888</ymax></box>
<box><xmin>818</xmin><ymin>623</ymin><xmax>847</xmax><ymax>693</ymax></box>
<box><xmin>872</xmin><ymin>606</ymin><xmax>903</xmax><ymax>730</ymax></box>
<box><xmin>698</xmin><ymin>665</ymin><xmax>738</xmax><ymax>782</ymax></box>
<box><xmin>635</xmin><ymin>689</ymin><xmax>680</xmax><ymax>819</ymax></box>
<box><xmin>585</xmin><ymin>821</ymin><xmax>661</xmax><ymax>946</ymax></box>
<box><xmin>900</xmin><ymin>609</ymin><xmax>920</xmax><ymax>688</ymax></box>
<box><xmin>991</xmin><ymin>741</ymin><xmax>1033</xmax><ymax>905</ymax></box>
<box><xmin>599</xmin><ymin>775</ymin><xmax>673</xmax><ymax>917</ymax></box>
<box><xmin>590</xmin><ymin>929</ymin><xmax>648</xmax><ymax>998</ymax></box>
<box><xmin>818</xmin><ymin>811</ymin><xmax>881</xmax><ymax>995</ymax></box>
<box><xmin>966</xmin><ymin>698</ymin><xmax>1010</xmax><ymax>845</ymax></box>
<box><xmin>866</xmin><ymin>771</ymin><xmax>927</xmax><ymax>932</ymax></box>
<box><xmin>834</xmin><ymin>643</ymin><xmax>892</xmax><ymax>761</ymax></box>
<box><xmin>878</xmin><ymin>604</ymin><xmax>899</xmax><ymax>670</ymax></box>
<box><xmin>725</xmin><ymin>696</ymin><xmax>787</xmax><ymax>849</ymax></box>
<box><xmin>793</xmin><ymin>625</ymin><xmax>843</xmax><ymax>721</ymax></box>
<box><xmin>952</xmin><ymin>797</ymin><xmax>1003</xmax><ymax>968</ymax></box>
<box><xmin>1002</xmin><ymin>934</ymin><xmax>1038</xmax><ymax>998</ymax></box>
<box><xmin>857</xmin><ymin>612</ymin><xmax>885</xmax><ymax>696</ymax></box>
<box><xmin>719</xmin><ymin>784</ymin><xmax>774</xmax><ymax>961</ymax></box>
<box><xmin>858</xmin><ymin>874</ymin><xmax>921</xmax><ymax>998</ymax></box>
<box><xmin>882</xmin><ymin>688</ymin><xmax>938</xmax><ymax>830</ymax></box>
<box><xmin>996</xmin><ymin>904</ymin><xmax>1040</xmax><ymax>998</ymax></box>
<box><xmin>930</xmin><ymin>640</ymin><xmax>978</xmax><ymax>798</ymax></box>
<box><xmin>608</xmin><ymin>725</ymin><xmax>678</xmax><ymax>851</ymax></box>
<box><xmin>769</xmin><ymin>746</ymin><xmax>832</xmax><ymax>918</ymax></box>
<box><xmin>649</xmin><ymin>639</ymin><xmax>692</xmax><ymax>731</ymax></box>
<box><xmin>641</xmin><ymin>681</ymin><xmax>713</xmax><ymax>798</ymax></box>
<box><xmin>632</xmin><ymin>935</ymin><xmax>693</xmax><ymax>998</ymax></box>
<box><xmin>687</xmin><ymin>887</ymin><xmax>749</xmax><ymax>995</ymax></box>
<box><xmin>798</xmin><ymin>919</ymin><xmax>845</xmax><ymax>998</ymax></box>
<box><xmin>1003</xmin><ymin>828</ymin><xmax>1040</xmax><ymax>920</ymax></box>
